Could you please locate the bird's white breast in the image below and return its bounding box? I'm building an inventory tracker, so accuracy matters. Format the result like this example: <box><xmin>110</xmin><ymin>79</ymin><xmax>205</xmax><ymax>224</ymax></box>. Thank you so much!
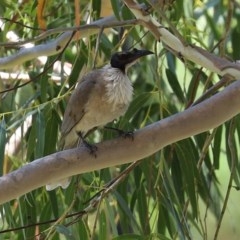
<box><xmin>103</xmin><ymin>65</ymin><xmax>133</xmax><ymax>108</ymax></box>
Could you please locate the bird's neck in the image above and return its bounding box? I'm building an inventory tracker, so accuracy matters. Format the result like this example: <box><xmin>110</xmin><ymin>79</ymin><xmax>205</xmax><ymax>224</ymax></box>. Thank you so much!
<box><xmin>103</xmin><ymin>65</ymin><xmax>133</xmax><ymax>107</ymax></box>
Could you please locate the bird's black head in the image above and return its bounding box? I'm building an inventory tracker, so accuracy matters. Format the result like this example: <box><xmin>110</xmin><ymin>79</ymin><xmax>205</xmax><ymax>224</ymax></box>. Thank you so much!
<box><xmin>110</xmin><ymin>48</ymin><xmax>153</xmax><ymax>72</ymax></box>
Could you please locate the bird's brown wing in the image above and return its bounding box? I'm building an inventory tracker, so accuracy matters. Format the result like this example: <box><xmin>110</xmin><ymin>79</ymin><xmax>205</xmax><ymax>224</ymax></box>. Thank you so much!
<box><xmin>60</xmin><ymin>70</ymin><xmax>102</xmax><ymax>137</ymax></box>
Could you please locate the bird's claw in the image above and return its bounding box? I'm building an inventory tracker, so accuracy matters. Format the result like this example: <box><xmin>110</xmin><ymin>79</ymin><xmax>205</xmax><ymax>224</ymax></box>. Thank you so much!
<box><xmin>104</xmin><ymin>126</ymin><xmax>134</xmax><ymax>141</ymax></box>
<box><xmin>77</xmin><ymin>131</ymin><xmax>98</xmax><ymax>157</ymax></box>
<box><xmin>88</xmin><ymin>145</ymin><xmax>98</xmax><ymax>157</ymax></box>
<box><xmin>83</xmin><ymin>141</ymin><xmax>98</xmax><ymax>157</ymax></box>
<box><xmin>120</xmin><ymin>130</ymin><xmax>134</xmax><ymax>141</ymax></box>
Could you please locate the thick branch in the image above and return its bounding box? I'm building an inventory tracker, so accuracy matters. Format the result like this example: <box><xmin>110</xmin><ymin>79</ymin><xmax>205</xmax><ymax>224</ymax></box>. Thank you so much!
<box><xmin>1</xmin><ymin>80</ymin><xmax>240</xmax><ymax>204</ymax></box>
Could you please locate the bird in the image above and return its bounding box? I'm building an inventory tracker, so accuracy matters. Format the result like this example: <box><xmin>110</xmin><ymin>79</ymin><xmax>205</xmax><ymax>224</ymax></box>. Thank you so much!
<box><xmin>46</xmin><ymin>48</ymin><xmax>153</xmax><ymax>191</ymax></box>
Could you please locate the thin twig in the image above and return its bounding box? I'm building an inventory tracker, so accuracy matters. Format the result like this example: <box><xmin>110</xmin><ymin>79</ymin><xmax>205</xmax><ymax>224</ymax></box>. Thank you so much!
<box><xmin>0</xmin><ymin>17</ymin><xmax>44</xmax><ymax>31</ymax></box>
<box><xmin>0</xmin><ymin>18</ymin><xmax>138</xmax><ymax>47</ymax></box>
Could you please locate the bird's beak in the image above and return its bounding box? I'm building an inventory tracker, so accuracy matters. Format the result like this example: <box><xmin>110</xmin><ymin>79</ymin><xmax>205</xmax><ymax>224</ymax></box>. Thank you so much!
<box><xmin>110</xmin><ymin>48</ymin><xmax>154</xmax><ymax>71</ymax></box>
<box><xmin>127</xmin><ymin>48</ymin><xmax>154</xmax><ymax>62</ymax></box>
<box><xmin>121</xmin><ymin>49</ymin><xmax>154</xmax><ymax>70</ymax></box>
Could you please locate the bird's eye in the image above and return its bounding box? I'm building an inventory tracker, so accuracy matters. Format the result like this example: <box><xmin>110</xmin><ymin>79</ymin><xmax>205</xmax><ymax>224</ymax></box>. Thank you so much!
<box><xmin>120</xmin><ymin>53</ymin><xmax>128</xmax><ymax>58</ymax></box>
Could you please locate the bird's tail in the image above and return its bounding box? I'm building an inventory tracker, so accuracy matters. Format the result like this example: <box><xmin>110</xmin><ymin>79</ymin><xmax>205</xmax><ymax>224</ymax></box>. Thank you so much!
<box><xmin>45</xmin><ymin>131</ymin><xmax>87</xmax><ymax>191</ymax></box>
<box><xmin>46</xmin><ymin>178</ymin><xmax>70</xmax><ymax>191</ymax></box>
<box><xmin>45</xmin><ymin>134</ymin><xmax>79</xmax><ymax>191</ymax></box>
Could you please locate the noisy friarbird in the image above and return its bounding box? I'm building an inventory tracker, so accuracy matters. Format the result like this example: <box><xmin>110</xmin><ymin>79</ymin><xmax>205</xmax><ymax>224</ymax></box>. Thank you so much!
<box><xmin>46</xmin><ymin>48</ymin><xmax>153</xmax><ymax>190</ymax></box>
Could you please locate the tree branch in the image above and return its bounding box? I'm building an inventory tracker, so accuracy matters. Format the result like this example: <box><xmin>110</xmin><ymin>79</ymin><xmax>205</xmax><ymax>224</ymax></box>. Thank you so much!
<box><xmin>1</xmin><ymin>80</ymin><xmax>240</xmax><ymax>204</ymax></box>
<box><xmin>124</xmin><ymin>0</ymin><xmax>240</xmax><ymax>78</ymax></box>
<box><xmin>0</xmin><ymin>16</ymin><xmax>138</xmax><ymax>70</ymax></box>
<box><xmin>2</xmin><ymin>0</ymin><xmax>240</xmax><ymax>79</ymax></box>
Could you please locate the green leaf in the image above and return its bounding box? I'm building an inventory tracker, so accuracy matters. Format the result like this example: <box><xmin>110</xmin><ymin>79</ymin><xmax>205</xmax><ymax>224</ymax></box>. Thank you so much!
<box><xmin>232</xmin><ymin>25</ymin><xmax>240</xmax><ymax>60</ymax></box>
<box><xmin>68</xmin><ymin>41</ymin><xmax>88</xmax><ymax>87</ymax></box>
<box><xmin>105</xmin><ymin>197</ymin><xmax>118</xmax><ymax>236</ymax></box>
<box><xmin>175</xmin><ymin>140</ymin><xmax>198</xmax><ymax>219</ymax></box>
<box><xmin>92</xmin><ymin>0</ymin><xmax>101</xmax><ymax>19</ymax></box>
<box><xmin>44</xmin><ymin>109</ymin><xmax>59</xmax><ymax>154</ymax></box>
<box><xmin>56</xmin><ymin>225</ymin><xmax>75</xmax><ymax>240</ymax></box>
<box><xmin>0</xmin><ymin>119</ymin><xmax>6</xmax><ymax>176</ymax></box>
<box><xmin>75</xmin><ymin>219</ymin><xmax>89</xmax><ymax>240</ymax></box>
<box><xmin>48</xmin><ymin>191</ymin><xmax>59</xmax><ymax>219</ymax></box>
<box><xmin>25</xmin><ymin>193</ymin><xmax>37</xmax><ymax>238</ymax></box>
<box><xmin>137</xmin><ymin>184</ymin><xmax>150</xmax><ymax>235</ymax></box>
<box><xmin>114</xmin><ymin>191</ymin><xmax>141</xmax><ymax>233</ymax></box>
<box><xmin>99</xmin><ymin>210</ymin><xmax>107</xmax><ymax>240</ymax></box>
<box><xmin>194</xmin><ymin>132</ymin><xmax>212</xmax><ymax>171</ymax></box>
<box><xmin>113</xmin><ymin>234</ymin><xmax>146</xmax><ymax>240</ymax></box>
<box><xmin>121</xmin><ymin>92</ymin><xmax>153</xmax><ymax>128</ymax></box>
<box><xmin>121</xmin><ymin>4</ymin><xmax>134</xmax><ymax>20</ymax></box>
<box><xmin>35</xmin><ymin>110</ymin><xmax>45</xmax><ymax>158</ymax></box>
<box><xmin>165</xmin><ymin>68</ymin><xmax>185</xmax><ymax>103</ymax></box>
<box><xmin>160</xmin><ymin>160</ymin><xmax>185</xmax><ymax>238</ymax></box>
<box><xmin>111</xmin><ymin>0</ymin><xmax>121</xmax><ymax>20</ymax></box>
<box><xmin>170</xmin><ymin>152</ymin><xmax>184</xmax><ymax>204</ymax></box>
<box><xmin>213</xmin><ymin>126</ymin><xmax>222</xmax><ymax>169</ymax></box>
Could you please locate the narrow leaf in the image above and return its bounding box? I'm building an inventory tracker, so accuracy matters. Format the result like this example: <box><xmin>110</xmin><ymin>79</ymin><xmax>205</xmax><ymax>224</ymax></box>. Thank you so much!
<box><xmin>35</xmin><ymin>110</ymin><xmax>45</xmax><ymax>158</ymax></box>
<box><xmin>166</xmin><ymin>68</ymin><xmax>185</xmax><ymax>103</ymax></box>
<box><xmin>111</xmin><ymin>0</ymin><xmax>121</xmax><ymax>20</ymax></box>
<box><xmin>0</xmin><ymin>119</ymin><xmax>6</xmax><ymax>176</ymax></box>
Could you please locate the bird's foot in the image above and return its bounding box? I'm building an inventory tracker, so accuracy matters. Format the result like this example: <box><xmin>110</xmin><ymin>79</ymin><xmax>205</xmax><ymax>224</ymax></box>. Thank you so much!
<box><xmin>104</xmin><ymin>126</ymin><xmax>134</xmax><ymax>141</ymax></box>
<box><xmin>77</xmin><ymin>131</ymin><xmax>98</xmax><ymax>157</ymax></box>
<box><xmin>83</xmin><ymin>140</ymin><xmax>98</xmax><ymax>157</ymax></box>
<box><xmin>119</xmin><ymin>130</ymin><xmax>134</xmax><ymax>140</ymax></box>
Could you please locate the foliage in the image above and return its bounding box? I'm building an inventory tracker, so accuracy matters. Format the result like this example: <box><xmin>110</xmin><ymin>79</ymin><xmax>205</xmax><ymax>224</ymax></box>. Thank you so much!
<box><xmin>0</xmin><ymin>0</ymin><xmax>240</xmax><ymax>239</ymax></box>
